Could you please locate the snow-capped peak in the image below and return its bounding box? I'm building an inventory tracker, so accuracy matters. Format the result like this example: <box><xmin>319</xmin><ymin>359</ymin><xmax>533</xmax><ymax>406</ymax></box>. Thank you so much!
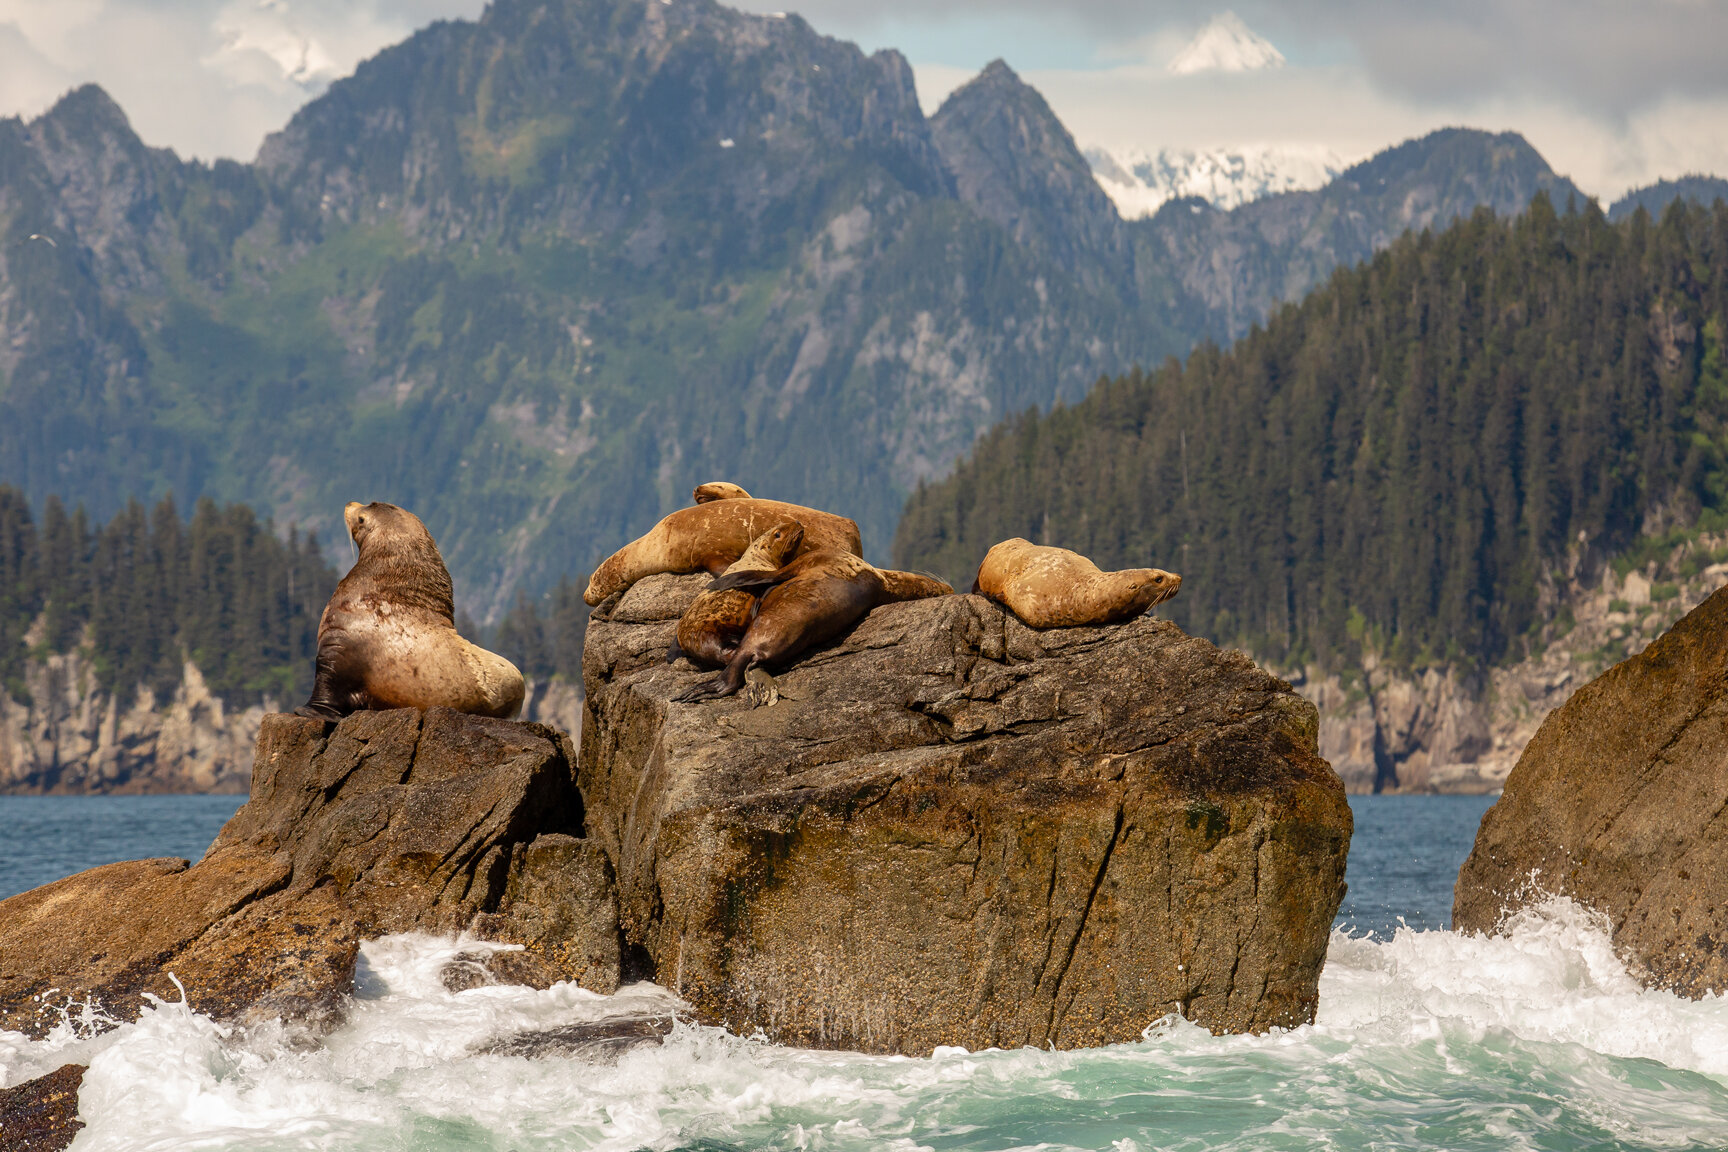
<box><xmin>1168</xmin><ymin>12</ymin><xmax>1284</xmax><ymax>76</ymax></box>
<box><xmin>1085</xmin><ymin>144</ymin><xmax>1348</xmax><ymax>218</ymax></box>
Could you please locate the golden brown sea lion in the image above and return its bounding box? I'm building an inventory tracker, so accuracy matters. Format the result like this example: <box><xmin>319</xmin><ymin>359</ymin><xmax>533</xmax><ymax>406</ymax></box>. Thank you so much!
<box><xmin>671</xmin><ymin>518</ymin><xmax>805</xmax><ymax>668</ymax></box>
<box><xmin>972</xmin><ymin>538</ymin><xmax>1180</xmax><ymax>629</ymax></box>
<box><xmin>673</xmin><ymin>551</ymin><xmax>952</xmax><ymax>702</ymax></box>
<box><xmin>692</xmin><ymin>481</ymin><xmax>751</xmax><ymax>503</ymax></box>
<box><xmin>296</xmin><ymin>502</ymin><xmax>525</xmax><ymax>719</ymax></box>
<box><xmin>584</xmin><ymin>498</ymin><xmax>863</xmax><ymax>605</ymax></box>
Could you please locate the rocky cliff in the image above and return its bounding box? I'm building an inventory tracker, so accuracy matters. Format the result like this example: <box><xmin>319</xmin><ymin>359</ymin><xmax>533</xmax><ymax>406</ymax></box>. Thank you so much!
<box><xmin>0</xmin><ymin>650</ymin><xmax>582</xmax><ymax>794</ymax></box>
<box><xmin>1453</xmin><ymin>583</ymin><xmax>1728</xmax><ymax>997</ymax></box>
<box><xmin>1294</xmin><ymin>534</ymin><xmax>1728</xmax><ymax>793</ymax></box>
<box><xmin>580</xmin><ymin>575</ymin><xmax>1351</xmax><ymax>1051</ymax></box>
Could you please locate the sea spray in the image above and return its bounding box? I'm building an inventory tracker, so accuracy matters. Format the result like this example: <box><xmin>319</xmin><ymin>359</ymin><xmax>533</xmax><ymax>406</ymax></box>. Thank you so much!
<box><xmin>5</xmin><ymin>899</ymin><xmax>1728</xmax><ymax>1151</ymax></box>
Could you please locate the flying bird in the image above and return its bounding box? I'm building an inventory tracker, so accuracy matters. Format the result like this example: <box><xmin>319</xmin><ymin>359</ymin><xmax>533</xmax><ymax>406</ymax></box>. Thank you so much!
<box><xmin>26</xmin><ymin>234</ymin><xmax>57</xmax><ymax>247</ymax></box>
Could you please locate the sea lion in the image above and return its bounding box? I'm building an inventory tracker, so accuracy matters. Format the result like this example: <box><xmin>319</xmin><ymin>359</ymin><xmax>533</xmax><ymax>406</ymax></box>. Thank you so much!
<box><xmin>692</xmin><ymin>481</ymin><xmax>751</xmax><ymax>503</ymax></box>
<box><xmin>296</xmin><ymin>501</ymin><xmax>525</xmax><ymax>719</ymax></box>
<box><xmin>673</xmin><ymin>551</ymin><xmax>952</xmax><ymax>702</ymax></box>
<box><xmin>672</xmin><ymin>518</ymin><xmax>805</xmax><ymax>667</ymax></box>
<box><xmin>972</xmin><ymin>538</ymin><xmax>1180</xmax><ymax>629</ymax></box>
<box><xmin>584</xmin><ymin>498</ymin><xmax>863</xmax><ymax>605</ymax></box>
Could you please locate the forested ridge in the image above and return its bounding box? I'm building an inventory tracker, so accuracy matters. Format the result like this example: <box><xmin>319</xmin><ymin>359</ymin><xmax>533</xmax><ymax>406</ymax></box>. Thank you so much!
<box><xmin>895</xmin><ymin>195</ymin><xmax>1728</xmax><ymax>676</ymax></box>
<box><xmin>0</xmin><ymin>490</ymin><xmax>336</xmax><ymax>706</ymax></box>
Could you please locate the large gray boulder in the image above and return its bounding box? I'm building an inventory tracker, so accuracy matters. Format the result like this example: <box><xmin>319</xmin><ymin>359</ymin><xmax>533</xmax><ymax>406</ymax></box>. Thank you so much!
<box><xmin>0</xmin><ymin>709</ymin><xmax>621</xmax><ymax>1038</ymax></box>
<box><xmin>579</xmin><ymin>574</ymin><xmax>1351</xmax><ymax>1054</ymax></box>
<box><xmin>1454</xmin><ymin>585</ymin><xmax>1728</xmax><ymax>995</ymax></box>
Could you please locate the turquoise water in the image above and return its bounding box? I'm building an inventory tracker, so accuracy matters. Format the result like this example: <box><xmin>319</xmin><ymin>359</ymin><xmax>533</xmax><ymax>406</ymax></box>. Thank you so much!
<box><xmin>4</xmin><ymin>793</ymin><xmax>1727</xmax><ymax>1150</ymax></box>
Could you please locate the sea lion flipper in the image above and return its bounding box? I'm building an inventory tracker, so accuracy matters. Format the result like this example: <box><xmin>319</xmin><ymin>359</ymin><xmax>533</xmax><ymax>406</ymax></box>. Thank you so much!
<box><xmin>706</xmin><ymin>567</ymin><xmax>791</xmax><ymax>594</ymax></box>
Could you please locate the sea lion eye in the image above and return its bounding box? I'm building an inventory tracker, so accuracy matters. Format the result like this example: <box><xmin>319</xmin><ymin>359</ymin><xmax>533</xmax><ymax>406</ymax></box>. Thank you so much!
<box><xmin>1151</xmin><ymin>575</ymin><xmax>1163</xmax><ymax>583</ymax></box>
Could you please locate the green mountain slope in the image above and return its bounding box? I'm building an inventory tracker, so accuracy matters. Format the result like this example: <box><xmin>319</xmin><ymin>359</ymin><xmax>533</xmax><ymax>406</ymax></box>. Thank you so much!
<box><xmin>0</xmin><ymin>0</ymin><xmax>1590</xmax><ymax>618</ymax></box>
<box><xmin>895</xmin><ymin>197</ymin><xmax>1728</xmax><ymax>676</ymax></box>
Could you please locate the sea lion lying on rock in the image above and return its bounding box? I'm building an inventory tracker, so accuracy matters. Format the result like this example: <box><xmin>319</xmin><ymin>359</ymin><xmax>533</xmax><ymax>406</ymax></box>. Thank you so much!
<box><xmin>692</xmin><ymin>481</ymin><xmax>751</xmax><ymax>503</ymax></box>
<box><xmin>584</xmin><ymin>498</ymin><xmax>862</xmax><ymax>605</ymax></box>
<box><xmin>674</xmin><ymin>551</ymin><xmax>952</xmax><ymax>702</ymax></box>
<box><xmin>672</xmin><ymin>519</ymin><xmax>806</xmax><ymax>668</ymax></box>
<box><xmin>973</xmin><ymin>538</ymin><xmax>1180</xmax><ymax>628</ymax></box>
<box><xmin>297</xmin><ymin>501</ymin><xmax>525</xmax><ymax>719</ymax></box>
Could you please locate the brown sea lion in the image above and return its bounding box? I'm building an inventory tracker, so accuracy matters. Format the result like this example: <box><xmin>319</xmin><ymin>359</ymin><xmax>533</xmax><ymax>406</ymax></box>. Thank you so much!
<box><xmin>584</xmin><ymin>498</ymin><xmax>863</xmax><ymax>605</ymax></box>
<box><xmin>972</xmin><ymin>538</ymin><xmax>1180</xmax><ymax>629</ymax></box>
<box><xmin>673</xmin><ymin>551</ymin><xmax>953</xmax><ymax>702</ymax></box>
<box><xmin>692</xmin><ymin>481</ymin><xmax>751</xmax><ymax>503</ymax></box>
<box><xmin>297</xmin><ymin>502</ymin><xmax>525</xmax><ymax>719</ymax></box>
<box><xmin>671</xmin><ymin>518</ymin><xmax>805</xmax><ymax>668</ymax></box>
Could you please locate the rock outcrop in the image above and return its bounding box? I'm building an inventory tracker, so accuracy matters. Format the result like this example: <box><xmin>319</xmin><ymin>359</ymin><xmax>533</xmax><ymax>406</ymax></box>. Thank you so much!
<box><xmin>579</xmin><ymin>574</ymin><xmax>1351</xmax><ymax>1053</ymax></box>
<box><xmin>1453</xmin><ymin>585</ymin><xmax>1728</xmax><ymax>996</ymax></box>
<box><xmin>0</xmin><ymin>1063</ymin><xmax>84</xmax><ymax>1152</ymax></box>
<box><xmin>0</xmin><ymin>708</ymin><xmax>618</xmax><ymax>1038</ymax></box>
<box><xmin>0</xmin><ymin>647</ymin><xmax>581</xmax><ymax>795</ymax></box>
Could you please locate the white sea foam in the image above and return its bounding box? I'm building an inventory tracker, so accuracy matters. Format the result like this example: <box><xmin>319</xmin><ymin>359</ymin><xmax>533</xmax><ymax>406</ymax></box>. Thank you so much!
<box><xmin>4</xmin><ymin>899</ymin><xmax>1726</xmax><ymax>1151</ymax></box>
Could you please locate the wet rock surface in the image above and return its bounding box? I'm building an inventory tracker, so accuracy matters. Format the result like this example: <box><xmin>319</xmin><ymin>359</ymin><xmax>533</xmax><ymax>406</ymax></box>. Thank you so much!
<box><xmin>1454</xmin><ymin>585</ymin><xmax>1728</xmax><ymax>996</ymax></box>
<box><xmin>477</xmin><ymin>1015</ymin><xmax>677</xmax><ymax>1062</ymax></box>
<box><xmin>580</xmin><ymin>574</ymin><xmax>1351</xmax><ymax>1053</ymax></box>
<box><xmin>0</xmin><ymin>709</ymin><xmax>620</xmax><ymax>1038</ymax></box>
<box><xmin>0</xmin><ymin>1063</ymin><xmax>86</xmax><ymax>1152</ymax></box>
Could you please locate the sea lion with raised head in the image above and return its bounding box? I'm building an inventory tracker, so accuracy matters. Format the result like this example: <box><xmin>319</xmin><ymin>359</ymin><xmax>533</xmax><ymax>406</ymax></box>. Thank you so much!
<box><xmin>692</xmin><ymin>481</ymin><xmax>751</xmax><ymax>503</ymax></box>
<box><xmin>673</xmin><ymin>551</ymin><xmax>952</xmax><ymax>702</ymax></box>
<box><xmin>297</xmin><ymin>501</ymin><xmax>525</xmax><ymax>719</ymax></box>
<box><xmin>584</xmin><ymin>498</ymin><xmax>862</xmax><ymax>605</ymax></box>
<box><xmin>972</xmin><ymin>538</ymin><xmax>1180</xmax><ymax>629</ymax></box>
<box><xmin>671</xmin><ymin>518</ymin><xmax>805</xmax><ymax>667</ymax></box>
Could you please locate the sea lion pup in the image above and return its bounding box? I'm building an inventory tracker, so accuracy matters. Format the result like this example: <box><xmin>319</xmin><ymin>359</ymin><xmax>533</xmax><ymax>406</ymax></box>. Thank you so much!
<box><xmin>692</xmin><ymin>481</ymin><xmax>751</xmax><ymax>503</ymax></box>
<box><xmin>584</xmin><ymin>498</ymin><xmax>862</xmax><ymax>605</ymax></box>
<box><xmin>296</xmin><ymin>501</ymin><xmax>525</xmax><ymax>719</ymax></box>
<box><xmin>671</xmin><ymin>518</ymin><xmax>805</xmax><ymax>668</ymax></box>
<box><xmin>673</xmin><ymin>551</ymin><xmax>953</xmax><ymax>702</ymax></box>
<box><xmin>972</xmin><ymin>538</ymin><xmax>1180</xmax><ymax>629</ymax></box>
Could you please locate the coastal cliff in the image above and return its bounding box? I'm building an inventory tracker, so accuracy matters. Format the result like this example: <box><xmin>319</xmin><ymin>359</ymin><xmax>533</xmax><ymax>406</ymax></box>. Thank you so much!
<box><xmin>0</xmin><ymin>649</ymin><xmax>582</xmax><ymax>794</ymax></box>
<box><xmin>1294</xmin><ymin>543</ymin><xmax>1728</xmax><ymax>793</ymax></box>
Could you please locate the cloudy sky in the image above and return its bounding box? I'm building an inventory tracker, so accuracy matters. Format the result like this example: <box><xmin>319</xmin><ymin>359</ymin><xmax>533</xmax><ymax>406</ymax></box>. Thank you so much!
<box><xmin>1</xmin><ymin>0</ymin><xmax>1725</xmax><ymax>201</ymax></box>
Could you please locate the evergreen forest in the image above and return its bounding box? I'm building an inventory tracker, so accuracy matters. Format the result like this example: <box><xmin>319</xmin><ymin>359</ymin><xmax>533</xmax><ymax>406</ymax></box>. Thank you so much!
<box><xmin>894</xmin><ymin>195</ymin><xmax>1728</xmax><ymax>677</ymax></box>
<box><xmin>0</xmin><ymin>490</ymin><xmax>337</xmax><ymax>706</ymax></box>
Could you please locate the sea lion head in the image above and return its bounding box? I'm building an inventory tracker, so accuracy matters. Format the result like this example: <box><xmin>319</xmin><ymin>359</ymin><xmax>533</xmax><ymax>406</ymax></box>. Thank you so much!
<box><xmin>693</xmin><ymin>481</ymin><xmax>752</xmax><ymax>504</ymax></box>
<box><xmin>1124</xmin><ymin>568</ymin><xmax>1182</xmax><ymax>611</ymax></box>
<box><xmin>342</xmin><ymin>501</ymin><xmax>455</xmax><ymax>620</ymax></box>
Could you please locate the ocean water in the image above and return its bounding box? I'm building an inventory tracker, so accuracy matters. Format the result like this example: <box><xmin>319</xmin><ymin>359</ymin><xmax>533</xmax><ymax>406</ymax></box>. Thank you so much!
<box><xmin>4</xmin><ymin>794</ymin><xmax>1726</xmax><ymax>1150</ymax></box>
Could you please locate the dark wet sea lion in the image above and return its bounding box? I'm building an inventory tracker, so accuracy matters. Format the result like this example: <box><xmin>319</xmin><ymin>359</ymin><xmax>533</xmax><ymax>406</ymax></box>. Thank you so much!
<box><xmin>673</xmin><ymin>551</ymin><xmax>953</xmax><ymax>702</ymax></box>
<box><xmin>671</xmin><ymin>519</ymin><xmax>806</xmax><ymax>668</ymax></box>
<box><xmin>297</xmin><ymin>501</ymin><xmax>524</xmax><ymax>719</ymax></box>
<box><xmin>692</xmin><ymin>482</ymin><xmax>751</xmax><ymax>503</ymax></box>
<box><xmin>972</xmin><ymin>538</ymin><xmax>1180</xmax><ymax>628</ymax></box>
<box><xmin>584</xmin><ymin>498</ymin><xmax>862</xmax><ymax>605</ymax></box>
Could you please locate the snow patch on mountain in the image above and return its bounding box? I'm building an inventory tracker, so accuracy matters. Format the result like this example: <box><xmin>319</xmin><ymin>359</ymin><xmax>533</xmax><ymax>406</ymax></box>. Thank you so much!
<box><xmin>1168</xmin><ymin>12</ymin><xmax>1284</xmax><ymax>75</ymax></box>
<box><xmin>1085</xmin><ymin>144</ymin><xmax>1349</xmax><ymax>218</ymax></box>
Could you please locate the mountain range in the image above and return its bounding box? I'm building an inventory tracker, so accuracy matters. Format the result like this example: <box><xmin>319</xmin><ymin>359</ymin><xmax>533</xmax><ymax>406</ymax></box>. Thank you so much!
<box><xmin>0</xmin><ymin>0</ymin><xmax>1715</xmax><ymax>618</ymax></box>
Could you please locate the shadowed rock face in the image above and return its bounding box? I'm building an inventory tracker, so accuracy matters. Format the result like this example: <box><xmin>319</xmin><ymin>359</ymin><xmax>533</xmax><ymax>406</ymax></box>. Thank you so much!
<box><xmin>579</xmin><ymin>574</ymin><xmax>1351</xmax><ymax>1053</ymax></box>
<box><xmin>0</xmin><ymin>1063</ymin><xmax>85</xmax><ymax>1152</ymax></box>
<box><xmin>1454</xmin><ymin>586</ymin><xmax>1728</xmax><ymax>996</ymax></box>
<box><xmin>0</xmin><ymin>708</ymin><xmax>621</xmax><ymax>1039</ymax></box>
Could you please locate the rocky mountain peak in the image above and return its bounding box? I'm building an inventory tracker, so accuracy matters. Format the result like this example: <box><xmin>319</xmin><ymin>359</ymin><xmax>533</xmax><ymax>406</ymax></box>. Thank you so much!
<box><xmin>930</xmin><ymin>59</ymin><xmax>1131</xmax><ymax>289</ymax></box>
